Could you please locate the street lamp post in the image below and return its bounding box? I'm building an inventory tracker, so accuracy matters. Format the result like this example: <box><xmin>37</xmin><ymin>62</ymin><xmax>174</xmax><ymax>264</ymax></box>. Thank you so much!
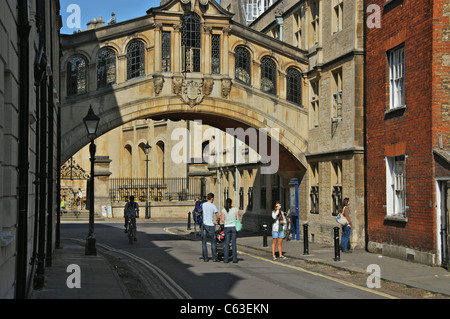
<box><xmin>144</xmin><ymin>142</ymin><xmax>152</xmax><ymax>219</ymax></box>
<box><xmin>83</xmin><ymin>105</ymin><xmax>100</xmax><ymax>256</ymax></box>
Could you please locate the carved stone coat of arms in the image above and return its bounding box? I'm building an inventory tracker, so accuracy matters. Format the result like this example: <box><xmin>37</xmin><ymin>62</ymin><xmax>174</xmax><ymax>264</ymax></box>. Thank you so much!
<box><xmin>181</xmin><ymin>79</ymin><xmax>204</xmax><ymax>107</ymax></box>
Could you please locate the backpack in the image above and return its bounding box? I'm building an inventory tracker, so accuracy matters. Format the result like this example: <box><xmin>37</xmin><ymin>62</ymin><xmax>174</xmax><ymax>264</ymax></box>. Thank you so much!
<box><xmin>193</xmin><ymin>200</ymin><xmax>205</xmax><ymax>225</ymax></box>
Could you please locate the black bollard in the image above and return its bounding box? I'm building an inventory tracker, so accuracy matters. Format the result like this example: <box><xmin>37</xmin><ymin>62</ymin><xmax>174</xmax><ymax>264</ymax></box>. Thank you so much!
<box><xmin>303</xmin><ymin>223</ymin><xmax>309</xmax><ymax>255</ymax></box>
<box><xmin>333</xmin><ymin>227</ymin><xmax>340</xmax><ymax>261</ymax></box>
<box><xmin>263</xmin><ymin>224</ymin><xmax>268</xmax><ymax>247</ymax></box>
<box><xmin>187</xmin><ymin>211</ymin><xmax>191</xmax><ymax>230</ymax></box>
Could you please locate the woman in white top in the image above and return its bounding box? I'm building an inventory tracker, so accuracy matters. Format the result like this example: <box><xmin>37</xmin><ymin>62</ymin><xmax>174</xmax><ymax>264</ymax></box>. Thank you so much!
<box><xmin>221</xmin><ymin>198</ymin><xmax>240</xmax><ymax>263</ymax></box>
<box><xmin>272</xmin><ymin>201</ymin><xmax>287</xmax><ymax>260</ymax></box>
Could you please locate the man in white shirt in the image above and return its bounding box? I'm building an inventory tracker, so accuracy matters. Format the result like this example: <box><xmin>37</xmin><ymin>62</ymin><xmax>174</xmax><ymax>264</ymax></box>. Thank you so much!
<box><xmin>201</xmin><ymin>193</ymin><xmax>220</xmax><ymax>262</ymax></box>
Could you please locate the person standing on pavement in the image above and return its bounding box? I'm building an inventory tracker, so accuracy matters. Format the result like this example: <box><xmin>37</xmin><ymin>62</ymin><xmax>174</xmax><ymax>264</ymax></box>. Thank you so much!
<box><xmin>341</xmin><ymin>198</ymin><xmax>352</xmax><ymax>253</ymax></box>
<box><xmin>124</xmin><ymin>195</ymin><xmax>139</xmax><ymax>241</ymax></box>
<box><xmin>272</xmin><ymin>202</ymin><xmax>287</xmax><ymax>260</ymax></box>
<box><xmin>221</xmin><ymin>198</ymin><xmax>240</xmax><ymax>263</ymax></box>
<box><xmin>76</xmin><ymin>188</ymin><xmax>83</xmax><ymax>208</ymax></box>
<box><xmin>201</xmin><ymin>193</ymin><xmax>220</xmax><ymax>262</ymax></box>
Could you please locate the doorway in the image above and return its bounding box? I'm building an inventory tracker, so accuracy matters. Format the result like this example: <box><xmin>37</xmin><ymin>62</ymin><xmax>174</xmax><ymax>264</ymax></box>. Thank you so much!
<box><xmin>437</xmin><ymin>180</ymin><xmax>449</xmax><ymax>269</ymax></box>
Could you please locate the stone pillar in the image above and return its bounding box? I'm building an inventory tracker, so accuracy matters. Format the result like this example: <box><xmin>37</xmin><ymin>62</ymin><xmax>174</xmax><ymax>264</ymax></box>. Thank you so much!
<box><xmin>173</xmin><ymin>23</ymin><xmax>182</xmax><ymax>73</ymax></box>
<box><xmin>222</xmin><ymin>26</ymin><xmax>230</xmax><ymax>77</ymax></box>
<box><xmin>94</xmin><ymin>156</ymin><xmax>112</xmax><ymax>218</ymax></box>
<box><xmin>203</xmin><ymin>25</ymin><xmax>212</xmax><ymax>74</ymax></box>
<box><xmin>154</xmin><ymin>23</ymin><xmax>163</xmax><ymax>73</ymax></box>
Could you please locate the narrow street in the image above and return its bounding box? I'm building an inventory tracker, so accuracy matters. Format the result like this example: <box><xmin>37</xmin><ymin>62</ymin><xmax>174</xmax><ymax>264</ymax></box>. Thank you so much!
<box><xmin>60</xmin><ymin>222</ymin><xmax>396</xmax><ymax>300</ymax></box>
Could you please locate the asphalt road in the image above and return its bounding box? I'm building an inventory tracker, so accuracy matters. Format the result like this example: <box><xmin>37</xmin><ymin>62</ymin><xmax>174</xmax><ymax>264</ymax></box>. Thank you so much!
<box><xmin>61</xmin><ymin>222</ymin><xmax>392</xmax><ymax>300</ymax></box>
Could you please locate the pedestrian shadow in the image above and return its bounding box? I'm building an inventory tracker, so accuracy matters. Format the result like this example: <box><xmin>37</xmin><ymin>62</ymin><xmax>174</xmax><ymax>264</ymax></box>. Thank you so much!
<box><xmin>61</xmin><ymin>223</ymin><xmax>245</xmax><ymax>299</ymax></box>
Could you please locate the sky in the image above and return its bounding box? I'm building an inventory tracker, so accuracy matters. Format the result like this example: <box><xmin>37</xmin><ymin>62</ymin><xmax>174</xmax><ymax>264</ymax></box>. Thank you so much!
<box><xmin>60</xmin><ymin>0</ymin><xmax>223</xmax><ymax>35</ymax></box>
<box><xmin>60</xmin><ymin>0</ymin><xmax>161</xmax><ymax>34</ymax></box>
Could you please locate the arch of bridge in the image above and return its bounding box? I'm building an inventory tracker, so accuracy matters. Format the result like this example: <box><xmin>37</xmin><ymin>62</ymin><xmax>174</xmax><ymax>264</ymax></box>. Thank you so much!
<box><xmin>61</xmin><ymin>76</ymin><xmax>309</xmax><ymax>173</ymax></box>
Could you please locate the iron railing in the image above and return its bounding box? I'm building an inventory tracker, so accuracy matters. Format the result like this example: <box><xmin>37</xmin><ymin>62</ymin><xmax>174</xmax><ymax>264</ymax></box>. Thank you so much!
<box><xmin>110</xmin><ymin>177</ymin><xmax>202</xmax><ymax>202</ymax></box>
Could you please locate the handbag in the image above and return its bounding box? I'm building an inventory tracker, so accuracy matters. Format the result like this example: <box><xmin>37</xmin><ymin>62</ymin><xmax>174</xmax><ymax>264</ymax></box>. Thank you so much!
<box><xmin>336</xmin><ymin>213</ymin><xmax>348</xmax><ymax>226</ymax></box>
<box><xmin>235</xmin><ymin>217</ymin><xmax>242</xmax><ymax>232</ymax></box>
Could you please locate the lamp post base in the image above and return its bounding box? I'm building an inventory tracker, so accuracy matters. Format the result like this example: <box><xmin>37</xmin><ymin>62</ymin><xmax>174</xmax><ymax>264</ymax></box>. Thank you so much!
<box><xmin>85</xmin><ymin>236</ymin><xmax>97</xmax><ymax>256</ymax></box>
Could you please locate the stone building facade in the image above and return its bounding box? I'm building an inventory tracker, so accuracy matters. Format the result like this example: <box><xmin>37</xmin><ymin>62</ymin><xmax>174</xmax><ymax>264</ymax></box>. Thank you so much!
<box><xmin>0</xmin><ymin>0</ymin><xmax>62</xmax><ymax>298</ymax></box>
<box><xmin>366</xmin><ymin>0</ymin><xmax>450</xmax><ymax>266</ymax></box>
<box><xmin>244</xmin><ymin>0</ymin><xmax>366</xmax><ymax>247</ymax></box>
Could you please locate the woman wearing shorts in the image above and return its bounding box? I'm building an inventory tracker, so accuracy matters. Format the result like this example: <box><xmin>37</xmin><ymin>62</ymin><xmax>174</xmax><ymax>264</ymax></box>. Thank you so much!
<box><xmin>272</xmin><ymin>202</ymin><xmax>287</xmax><ymax>260</ymax></box>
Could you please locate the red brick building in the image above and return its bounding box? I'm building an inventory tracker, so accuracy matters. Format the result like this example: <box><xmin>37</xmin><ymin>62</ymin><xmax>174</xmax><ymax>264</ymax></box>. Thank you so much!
<box><xmin>365</xmin><ymin>0</ymin><xmax>449</xmax><ymax>267</ymax></box>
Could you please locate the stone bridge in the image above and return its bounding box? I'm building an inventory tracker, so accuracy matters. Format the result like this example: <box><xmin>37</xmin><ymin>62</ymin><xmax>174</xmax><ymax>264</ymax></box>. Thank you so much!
<box><xmin>60</xmin><ymin>0</ymin><xmax>309</xmax><ymax>177</ymax></box>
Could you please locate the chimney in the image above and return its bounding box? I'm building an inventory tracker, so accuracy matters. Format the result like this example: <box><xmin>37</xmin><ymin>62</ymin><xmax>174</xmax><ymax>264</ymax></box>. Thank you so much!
<box><xmin>87</xmin><ymin>16</ymin><xmax>105</xmax><ymax>30</ymax></box>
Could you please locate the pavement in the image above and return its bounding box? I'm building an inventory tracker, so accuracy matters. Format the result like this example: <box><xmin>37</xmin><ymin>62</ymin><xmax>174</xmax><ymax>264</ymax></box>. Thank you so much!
<box><xmin>30</xmin><ymin>219</ymin><xmax>450</xmax><ymax>299</ymax></box>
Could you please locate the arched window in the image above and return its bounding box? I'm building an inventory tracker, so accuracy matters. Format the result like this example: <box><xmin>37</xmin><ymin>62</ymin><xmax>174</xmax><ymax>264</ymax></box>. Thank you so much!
<box><xmin>127</xmin><ymin>40</ymin><xmax>145</xmax><ymax>80</ymax></box>
<box><xmin>261</xmin><ymin>57</ymin><xmax>277</xmax><ymax>95</ymax></box>
<box><xmin>156</xmin><ymin>141</ymin><xmax>165</xmax><ymax>179</ymax></box>
<box><xmin>181</xmin><ymin>12</ymin><xmax>201</xmax><ymax>72</ymax></box>
<box><xmin>97</xmin><ymin>48</ymin><xmax>116</xmax><ymax>88</ymax></box>
<box><xmin>286</xmin><ymin>68</ymin><xmax>302</xmax><ymax>106</ymax></box>
<box><xmin>67</xmin><ymin>56</ymin><xmax>87</xmax><ymax>96</ymax></box>
<box><xmin>235</xmin><ymin>46</ymin><xmax>251</xmax><ymax>85</ymax></box>
<box><xmin>124</xmin><ymin>145</ymin><xmax>132</xmax><ymax>178</ymax></box>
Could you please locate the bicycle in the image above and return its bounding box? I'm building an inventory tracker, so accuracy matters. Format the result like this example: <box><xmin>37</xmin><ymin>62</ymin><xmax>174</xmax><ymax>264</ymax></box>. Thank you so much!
<box><xmin>125</xmin><ymin>215</ymin><xmax>136</xmax><ymax>244</ymax></box>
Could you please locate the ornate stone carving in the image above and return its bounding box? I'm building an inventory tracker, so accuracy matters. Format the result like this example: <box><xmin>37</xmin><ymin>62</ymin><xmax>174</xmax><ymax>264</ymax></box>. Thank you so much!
<box><xmin>180</xmin><ymin>0</ymin><xmax>209</xmax><ymax>11</ymax></box>
<box><xmin>203</xmin><ymin>77</ymin><xmax>214</xmax><ymax>96</ymax></box>
<box><xmin>172</xmin><ymin>77</ymin><xmax>183</xmax><ymax>95</ymax></box>
<box><xmin>181</xmin><ymin>78</ymin><xmax>204</xmax><ymax>107</ymax></box>
<box><xmin>221</xmin><ymin>78</ymin><xmax>232</xmax><ymax>98</ymax></box>
<box><xmin>153</xmin><ymin>74</ymin><xmax>165</xmax><ymax>96</ymax></box>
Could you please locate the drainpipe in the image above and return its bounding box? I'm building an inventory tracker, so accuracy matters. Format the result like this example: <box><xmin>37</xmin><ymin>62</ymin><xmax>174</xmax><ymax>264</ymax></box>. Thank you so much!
<box><xmin>35</xmin><ymin>67</ymin><xmax>48</xmax><ymax>289</ymax></box>
<box><xmin>35</xmin><ymin>0</ymin><xmax>48</xmax><ymax>288</ymax></box>
<box><xmin>46</xmin><ymin>75</ymin><xmax>54</xmax><ymax>267</ymax></box>
<box><xmin>275</xmin><ymin>16</ymin><xmax>283</xmax><ymax>41</ymax></box>
<box><xmin>56</xmin><ymin>73</ymin><xmax>61</xmax><ymax>249</ymax></box>
<box><xmin>31</xmin><ymin>48</ymin><xmax>42</xmax><ymax>284</ymax></box>
<box><xmin>16</xmin><ymin>0</ymin><xmax>31</xmax><ymax>299</ymax></box>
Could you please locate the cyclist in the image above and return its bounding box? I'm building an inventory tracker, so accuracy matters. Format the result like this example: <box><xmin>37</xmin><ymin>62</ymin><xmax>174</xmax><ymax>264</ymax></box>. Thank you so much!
<box><xmin>124</xmin><ymin>195</ymin><xmax>139</xmax><ymax>241</ymax></box>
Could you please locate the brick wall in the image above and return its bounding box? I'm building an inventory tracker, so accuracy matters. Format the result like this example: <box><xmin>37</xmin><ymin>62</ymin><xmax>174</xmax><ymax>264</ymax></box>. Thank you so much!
<box><xmin>366</xmin><ymin>0</ymin><xmax>436</xmax><ymax>253</ymax></box>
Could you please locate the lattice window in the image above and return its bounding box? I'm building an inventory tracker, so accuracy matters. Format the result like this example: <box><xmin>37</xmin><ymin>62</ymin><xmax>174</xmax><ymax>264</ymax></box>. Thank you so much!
<box><xmin>248</xmin><ymin>187</ymin><xmax>253</xmax><ymax>211</ymax></box>
<box><xmin>211</xmin><ymin>34</ymin><xmax>221</xmax><ymax>75</ymax></box>
<box><xmin>67</xmin><ymin>56</ymin><xmax>87</xmax><ymax>96</ymax></box>
<box><xmin>331</xmin><ymin>161</ymin><xmax>342</xmax><ymax>216</ymax></box>
<box><xmin>97</xmin><ymin>48</ymin><xmax>116</xmax><ymax>88</ymax></box>
<box><xmin>239</xmin><ymin>187</ymin><xmax>244</xmax><ymax>210</ymax></box>
<box><xmin>310</xmin><ymin>81</ymin><xmax>320</xmax><ymax>128</ymax></box>
<box><xmin>332</xmin><ymin>70</ymin><xmax>343</xmax><ymax>121</ymax></box>
<box><xmin>181</xmin><ymin>12</ymin><xmax>201</xmax><ymax>72</ymax></box>
<box><xmin>162</xmin><ymin>31</ymin><xmax>171</xmax><ymax>72</ymax></box>
<box><xmin>261</xmin><ymin>57</ymin><xmax>277</xmax><ymax>95</ymax></box>
<box><xmin>127</xmin><ymin>40</ymin><xmax>145</xmax><ymax>80</ymax></box>
<box><xmin>294</xmin><ymin>7</ymin><xmax>303</xmax><ymax>49</ymax></box>
<box><xmin>310</xmin><ymin>0</ymin><xmax>320</xmax><ymax>46</ymax></box>
<box><xmin>310</xmin><ymin>163</ymin><xmax>319</xmax><ymax>214</ymax></box>
<box><xmin>286</xmin><ymin>68</ymin><xmax>302</xmax><ymax>106</ymax></box>
<box><xmin>235</xmin><ymin>46</ymin><xmax>251</xmax><ymax>85</ymax></box>
<box><xmin>333</xmin><ymin>0</ymin><xmax>343</xmax><ymax>33</ymax></box>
